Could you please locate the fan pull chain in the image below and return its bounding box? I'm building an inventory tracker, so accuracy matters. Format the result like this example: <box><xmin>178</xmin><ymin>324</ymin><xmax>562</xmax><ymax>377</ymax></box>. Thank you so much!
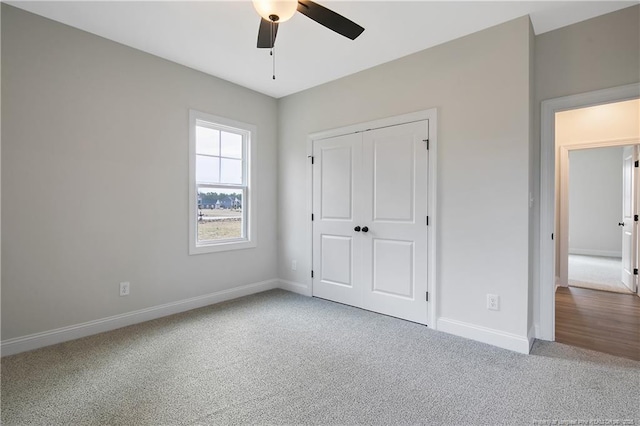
<box><xmin>270</xmin><ymin>20</ymin><xmax>276</xmax><ymax>80</ymax></box>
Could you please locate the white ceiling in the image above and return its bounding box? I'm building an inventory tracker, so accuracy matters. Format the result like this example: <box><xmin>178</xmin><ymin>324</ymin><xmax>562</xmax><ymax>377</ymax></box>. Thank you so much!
<box><xmin>8</xmin><ymin>1</ymin><xmax>638</xmax><ymax>98</ymax></box>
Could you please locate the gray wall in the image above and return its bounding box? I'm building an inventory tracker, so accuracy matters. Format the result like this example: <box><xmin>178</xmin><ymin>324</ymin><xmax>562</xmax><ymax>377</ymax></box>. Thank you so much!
<box><xmin>569</xmin><ymin>147</ymin><xmax>623</xmax><ymax>257</ymax></box>
<box><xmin>278</xmin><ymin>17</ymin><xmax>533</xmax><ymax>338</ymax></box>
<box><xmin>2</xmin><ymin>3</ymin><xmax>638</xmax><ymax>348</ymax></box>
<box><xmin>1</xmin><ymin>5</ymin><xmax>278</xmax><ymax>340</ymax></box>
<box><xmin>0</xmin><ymin>4</ymin><xmax>3</xmax><ymax>338</ymax></box>
<box><xmin>536</xmin><ymin>5</ymin><xmax>640</xmax><ymax>103</ymax></box>
<box><xmin>533</xmin><ymin>5</ymin><xmax>639</xmax><ymax>325</ymax></box>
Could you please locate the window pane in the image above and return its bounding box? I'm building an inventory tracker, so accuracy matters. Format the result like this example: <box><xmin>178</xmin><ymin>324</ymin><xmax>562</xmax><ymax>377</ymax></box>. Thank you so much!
<box><xmin>197</xmin><ymin>187</ymin><xmax>243</xmax><ymax>242</ymax></box>
<box><xmin>220</xmin><ymin>158</ymin><xmax>243</xmax><ymax>184</ymax></box>
<box><xmin>221</xmin><ymin>131</ymin><xmax>243</xmax><ymax>159</ymax></box>
<box><xmin>196</xmin><ymin>155</ymin><xmax>220</xmax><ymax>183</ymax></box>
<box><xmin>196</xmin><ymin>126</ymin><xmax>220</xmax><ymax>156</ymax></box>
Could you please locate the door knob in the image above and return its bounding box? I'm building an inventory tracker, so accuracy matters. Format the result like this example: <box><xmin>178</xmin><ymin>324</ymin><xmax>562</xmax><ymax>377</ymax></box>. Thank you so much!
<box><xmin>362</xmin><ymin>226</ymin><xmax>369</xmax><ymax>233</ymax></box>
<box><xmin>619</xmin><ymin>222</ymin><xmax>625</xmax><ymax>227</ymax></box>
<box><xmin>354</xmin><ymin>226</ymin><xmax>361</xmax><ymax>232</ymax></box>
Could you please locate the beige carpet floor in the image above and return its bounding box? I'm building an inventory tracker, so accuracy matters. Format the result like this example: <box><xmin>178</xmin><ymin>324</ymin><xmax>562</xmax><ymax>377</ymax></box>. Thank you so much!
<box><xmin>2</xmin><ymin>289</ymin><xmax>639</xmax><ymax>425</ymax></box>
<box><xmin>568</xmin><ymin>254</ymin><xmax>634</xmax><ymax>294</ymax></box>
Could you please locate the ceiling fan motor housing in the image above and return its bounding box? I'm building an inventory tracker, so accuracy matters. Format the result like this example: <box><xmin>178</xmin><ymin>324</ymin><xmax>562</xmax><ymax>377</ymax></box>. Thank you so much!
<box><xmin>255</xmin><ymin>0</ymin><xmax>365</xmax><ymax>50</ymax></box>
<box><xmin>252</xmin><ymin>0</ymin><xmax>297</xmax><ymax>23</ymax></box>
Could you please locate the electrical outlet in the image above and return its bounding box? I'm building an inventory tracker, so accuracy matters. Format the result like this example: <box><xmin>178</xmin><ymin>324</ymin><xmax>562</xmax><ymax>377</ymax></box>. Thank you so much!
<box><xmin>119</xmin><ymin>282</ymin><xmax>130</xmax><ymax>297</ymax></box>
<box><xmin>291</xmin><ymin>260</ymin><xmax>297</xmax><ymax>271</ymax></box>
<box><xmin>487</xmin><ymin>294</ymin><xmax>499</xmax><ymax>311</ymax></box>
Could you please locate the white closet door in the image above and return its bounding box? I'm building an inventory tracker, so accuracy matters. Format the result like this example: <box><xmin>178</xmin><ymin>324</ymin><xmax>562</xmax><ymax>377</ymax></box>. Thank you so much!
<box><xmin>312</xmin><ymin>133</ymin><xmax>363</xmax><ymax>307</ymax></box>
<box><xmin>311</xmin><ymin>120</ymin><xmax>429</xmax><ymax>325</ymax></box>
<box><xmin>361</xmin><ymin>121</ymin><xmax>429</xmax><ymax>324</ymax></box>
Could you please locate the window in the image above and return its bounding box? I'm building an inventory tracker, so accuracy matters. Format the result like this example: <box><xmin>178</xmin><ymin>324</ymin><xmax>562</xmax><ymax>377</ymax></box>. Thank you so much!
<box><xmin>189</xmin><ymin>110</ymin><xmax>256</xmax><ymax>254</ymax></box>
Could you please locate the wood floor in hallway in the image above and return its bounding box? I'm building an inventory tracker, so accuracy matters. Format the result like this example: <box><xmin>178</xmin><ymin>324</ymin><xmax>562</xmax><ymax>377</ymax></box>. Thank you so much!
<box><xmin>555</xmin><ymin>286</ymin><xmax>640</xmax><ymax>361</ymax></box>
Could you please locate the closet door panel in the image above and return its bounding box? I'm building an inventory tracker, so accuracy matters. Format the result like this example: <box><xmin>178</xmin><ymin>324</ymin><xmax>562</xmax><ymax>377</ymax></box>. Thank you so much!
<box><xmin>372</xmin><ymin>239</ymin><xmax>414</xmax><ymax>298</ymax></box>
<box><xmin>372</xmin><ymin>134</ymin><xmax>415</xmax><ymax>222</ymax></box>
<box><xmin>312</xmin><ymin>133</ymin><xmax>363</xmax><ymax>307</ymax></box>
<box><xmin>361</xmin><ymin>121</ymin><xmax>429</xmax><ymax>324</ymax></box>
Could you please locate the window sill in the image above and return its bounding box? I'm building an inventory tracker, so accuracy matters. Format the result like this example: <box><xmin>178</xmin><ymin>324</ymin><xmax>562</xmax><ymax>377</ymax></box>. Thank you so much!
<box><xmin>189</xmin><ymin>239</ymin><xmax>256</xmax><ymax>255</ymax></box>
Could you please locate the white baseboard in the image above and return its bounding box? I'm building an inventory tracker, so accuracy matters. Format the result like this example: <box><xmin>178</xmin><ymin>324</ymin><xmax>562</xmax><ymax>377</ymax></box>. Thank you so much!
<box><xmin>437</xmin><ymin>317</ymin><xmax>531</xmax><ymax>354</ymax></box>
<box><xmin>568</xmin><ymin>248</ymin><xmax>622</xmax><ymax>258</ymax></box>
<box><xmin>3</xmin><ymin>279</ymin><xmax>536</xmax><ymax>357</ymax></box>
<box><xmin>1</xmin><ymin>279</ymin><xmax>280</xmax><ymax>357</ymax></box>
<box><xmin>278</xmin><ymin>279</ymin><xmax>311</xmax><ymax>296</ymax></box>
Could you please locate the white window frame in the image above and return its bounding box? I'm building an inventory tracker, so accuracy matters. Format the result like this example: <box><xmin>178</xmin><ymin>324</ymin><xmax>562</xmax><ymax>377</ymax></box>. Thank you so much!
<box><xmin>189</xmin><ymin>110</ymin><xmax>257</xmax><ymax>255</ymax></box>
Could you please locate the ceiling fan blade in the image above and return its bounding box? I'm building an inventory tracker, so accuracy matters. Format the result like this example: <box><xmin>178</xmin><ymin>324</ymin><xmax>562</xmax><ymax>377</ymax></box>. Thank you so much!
<box><xmin>257</xmin><ymin>18</ymin><xmax>278</xmax><ymax>48</ymax></box>
<box><xmin>296</xmin><ymin>0</ymin><xmax>364</xmax><ymax>40</ymax></box>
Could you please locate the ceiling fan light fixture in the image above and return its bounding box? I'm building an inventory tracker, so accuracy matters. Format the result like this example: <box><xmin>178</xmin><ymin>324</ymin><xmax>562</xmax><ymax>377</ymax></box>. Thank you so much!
<box><xmin>252</xmin><ymin>0</ymin><xmax>297</xmax><ymax>22</ymax></box>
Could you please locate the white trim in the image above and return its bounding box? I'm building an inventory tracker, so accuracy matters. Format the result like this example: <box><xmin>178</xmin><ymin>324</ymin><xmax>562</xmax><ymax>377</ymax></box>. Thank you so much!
<box><xmin>437</xmin><ymin>317</ymin><xmax>531</xmax><ymax>354</ymax></box>
<box><xmin>539</xmin><ymin>83</ymin><xmax>640</xmax><ymax>341</ymax></box>
<box><xmin>307</xmin><ymin>109</ymin><xmax>438</xmax><ymax>329</ymax></box>
<box><xmin>309</xmin><ymin>110</ymin><xmax>435</xmax><ymax>142</ymax></box>
<box><xmin>559</xmin><ymin>137</ymin><xmax>640</xmax><ymax>151</ymax></box>
<box><xmin>558</xmin><ymin>146</ymin><xmax>570</xmax><ymax>287</ymax></box>
<box><xmin>306</xmin><ymin>130</ymin><xmax>314</xmax><ymax>296</ymax></box>
<box><xmin>278</xmin><ymin>279</ymin><xmax>312</xmax><ymax>296</ymax></box>
<box><xmin>427</xmin><ymin>114</ymin><xmax>438</xmax><ymax>330</ymax></box>
<box><xmin>1</xmin><ymin>279</ymin><xmax>279</xmax><ymax>357</ymax></box>
<box><xmin>568</xmin><ymin>249</ymin><xmax>622</xmax><ymax>258</ymax></box>
<box><xmin>188</xmin><ymin>109</ymin><xmax>258</xmax><ymax>255</ymax></box>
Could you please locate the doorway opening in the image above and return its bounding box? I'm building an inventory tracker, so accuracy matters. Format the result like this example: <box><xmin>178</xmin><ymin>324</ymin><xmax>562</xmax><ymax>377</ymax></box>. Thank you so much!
<box><xmin>534</xmin><ymin>83</ymin><xmax>640</xmax><ymax>341</ymax></box>
<box><xmin>537</xmin><ymin>84</ymin><xmax>640</xmax><ymax>359</ymax></box>
<box><xmin>554</xmin><ymin>100</ymin><xmax>640</xmax><ymax>359</ymax></box>
<box><xmin>562</xmin><ymin>144</ymin><xmax>638</xmax><ymax>295</ymax></box>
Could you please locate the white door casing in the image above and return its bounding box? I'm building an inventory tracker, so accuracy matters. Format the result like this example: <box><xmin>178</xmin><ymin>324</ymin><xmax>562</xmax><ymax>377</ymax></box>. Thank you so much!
<box><xmin>312</xmin><ymin>119</ymin><xmax>430</xmax><ymax>325</ymax></box>
<box><xmin>637</xmin><ymin>146</ymin><xmax>640</xmax><ymax>297</ymax></box>
<box><xmin>621</xmin><ymin>146</ymin><xmax>637</xmax><ymax>292</ymax></box>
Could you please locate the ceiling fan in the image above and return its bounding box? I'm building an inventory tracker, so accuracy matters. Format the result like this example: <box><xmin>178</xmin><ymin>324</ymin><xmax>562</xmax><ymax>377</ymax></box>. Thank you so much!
<box><xmin>252</xmin><ymin>0</ymin><xmax>365</xmax><ymax>49</ymax></box>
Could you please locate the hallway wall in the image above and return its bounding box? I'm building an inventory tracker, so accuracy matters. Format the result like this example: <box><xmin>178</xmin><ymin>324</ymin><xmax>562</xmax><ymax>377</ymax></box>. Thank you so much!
<box><xmin>568</xmin><ymin>146</ymin><xmax>623</xmax><ymax>257</ymax></box>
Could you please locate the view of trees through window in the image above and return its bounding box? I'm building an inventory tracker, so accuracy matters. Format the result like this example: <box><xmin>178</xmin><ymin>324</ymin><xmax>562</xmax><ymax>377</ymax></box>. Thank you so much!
<box><xmin>191</xmin><ymin>112</ymin><xmax>251</xmax><ymax>252</ymax></box>
<box><xmin>197</xmin><ymin>188</ymin><xmax>243</xmax><ymax>242</ymax></box>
